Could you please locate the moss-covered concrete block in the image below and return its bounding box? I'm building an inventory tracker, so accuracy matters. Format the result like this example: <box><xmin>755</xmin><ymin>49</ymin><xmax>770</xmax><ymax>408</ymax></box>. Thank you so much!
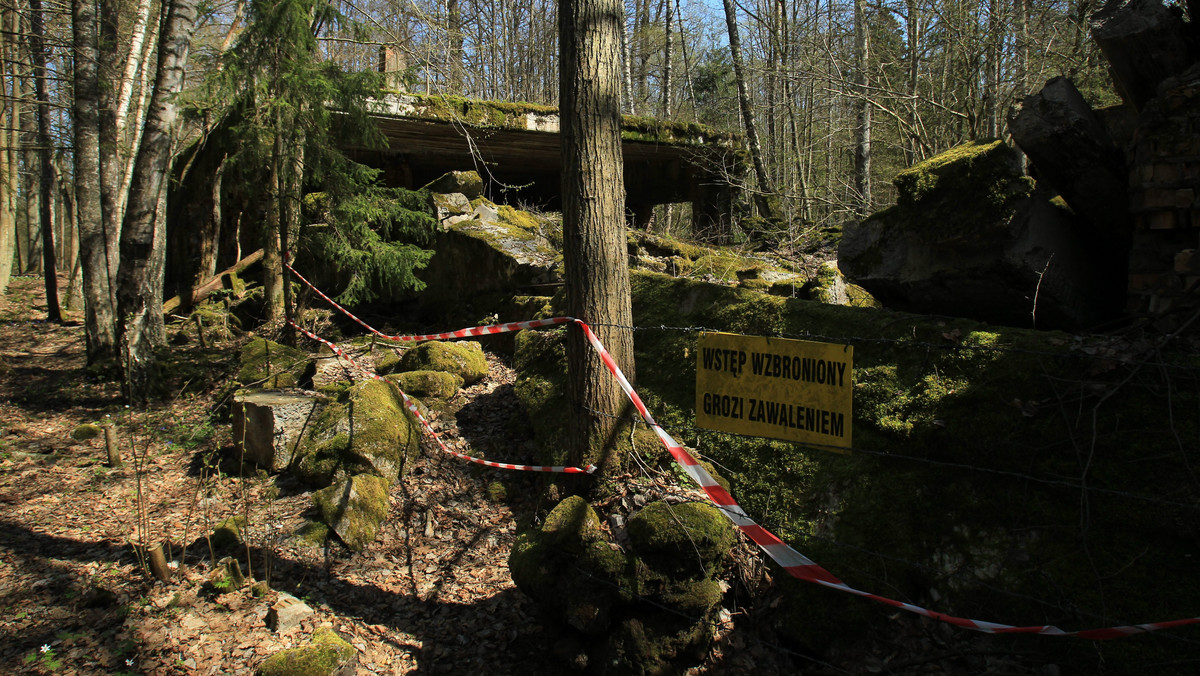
<box><xmin>628</xmin><ymin>501</ymin><xmax>735</xmax><ymax>578</ymax></box>
<box><xmin>257</xmin><ymin>627</ymin><xmax>357</xmax><ymax>676</ymax></box>
<box><xmin>509</xmin><ymin>496</ymin><xmax>632</xmax><ymax>634</ymax></box>
<box><xmin>238</xmin><ymin>338</ymin><xmax>313</xmax><ymax>388</ymax></box>
<box><xmin>422</xmin><ymin>170</ymin><xmax>484</xmax><ymax>199</ymax></box>
<box><xmin>313</xmin><ymin>474</ymin><xmax>390</xmax><ymax>552</ymax></box>
<box><xmin>398</xmin><ymin>340</ymin><xmax>487</xmax><ymax>385</ymax></box>
<box><xmin>70</xmin><ymin>423</ymin><xmax>102</xmax><ymax>441</ymax></box>
<box><xmin>384</xmin><ymin>370</ymin><xmax>463</xmax><ymax>400</ymax></box>
<box><xmin>293</xmin><ymin>378</ymin><xmax>420</xmax><ymax>487</ymax></box>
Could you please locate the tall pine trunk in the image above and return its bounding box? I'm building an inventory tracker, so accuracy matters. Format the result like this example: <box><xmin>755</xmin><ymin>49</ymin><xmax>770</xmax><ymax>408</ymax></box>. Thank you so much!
<box><xmin>852</xmin><ymin>0</ymin><xmax>872</xmax><ymax>217</ymax></box>
<box><xmin>117</xmin><ymin>0</ymin><xmax>198</xmax><ymax>403</ymax></box>
<box><xmin>74</xmin><ymin>0</ymin><xmax>117</xmax><ymax>361</ymax></box>
<box><xmin>721</xmin><ymin>0</ymin><xmax>774</xmax><ymax>222</ymax></box>
<box><xmin>560</xmin><ymin>0</ymin><xmax>635</xmax><ymax>476</ymax></box>
<box><xmin>0</xmin><ymin>5</ymin><xmax>19</xmax><ymax>295</ymax></box>
<box><xmin>29</xmin><ymin>0</ymin><xmax>61</xmax><ymax>321</ymax></box>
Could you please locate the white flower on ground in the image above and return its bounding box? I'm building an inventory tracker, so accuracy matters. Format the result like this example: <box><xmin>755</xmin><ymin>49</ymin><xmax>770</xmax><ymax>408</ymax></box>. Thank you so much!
<box><xmin>39</xmin><ymin>645</ymin><xmax>50</xmax><ymax>653</ymax></box>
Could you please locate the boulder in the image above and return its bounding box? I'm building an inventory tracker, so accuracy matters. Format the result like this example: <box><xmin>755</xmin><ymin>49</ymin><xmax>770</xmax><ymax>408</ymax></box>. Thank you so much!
<box><xmin>313</xmin><ymin>474</ymin><xmax>391</xmax><ymax>552</ymax></box>
<box><xmin>422</xmin><ymin>170</ymin><xmax>484</xmax><ymax>199</ymax></box>
<box><xmin>398</xmin><ymin>340</ymin><xmax>487</xmax><ymax>385</ymax></box>
<box><xmin>839</xmin><ymin>141</ymin><xmax>1120</xmax><ymax>330</ymax></box>
<box><xmin>383</xmin><ymin>370</ymin><xmax>463</xmax><ymax>400</ymax></box>
<box><xmin>509</xmin><ymin>496</ymin><xmax>734</xmax><ymax>673</ymax></box>
<box><xmin>294</xmin><ymin>378</ymin><xmax>420</xmax><ymax>487</ymax></box>
<box><xmin>416</xmin><ymin>197</ymin><xmax>561</xmax><ymax>311</ymax></box>
<box><xmin>237</xmin><ymin>338</ymin><xmax>313</xmax><ymax>389</ymax></box>
<box><xmin>232</xmin><ymin>390</ymin><xmax>327</xmax><ymax>472</ymax></box>
<box><xmin>258</xmin><ymin>627</ymin><xmax>357</xmax><ymax>675</ymax></box>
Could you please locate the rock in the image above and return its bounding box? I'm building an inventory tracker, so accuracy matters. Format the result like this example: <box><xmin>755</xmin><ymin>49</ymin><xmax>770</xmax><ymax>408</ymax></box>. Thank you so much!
<box><xmin>417</xmin><ymin>198</ymin><xmax>561</xmax><ymax>311</ymax></box>
<box><xmin>294</xmin><ymin>378</ymin><xmax>420</xmax><ymax>487</ymax></box>
<box><xmin>209</xmin><ymin>515</ymin><xmax>248</xmax><ymax>550</ymax></box>
<box><xmin>265</xmin><ymin>592</ymin><xmax>314</xmax><ymax>633</ymax></box>
<box><xmin>237</xmin><ymin>338</ymin><xmax>313</xmax><ymax>389</ymax></box>
<box><xmin>804</xmin><ymin>261</ymin><xmax>880</xmax><ymax>308</ymax></box>
<box><xmin>70</xmin><ymin>423</ymin><xmax>103</xmax><ymax>441</ymax></box>
<box><xmin>509</xmin><ymin>497</ymin><xmax>628</xmax><ymax>635</ymax></box>
<box><xmin>839</xmin><ymin>140</ymin><xmax>1120</xmax><ymax>330</ymax></box>
<box><xmin>509</xmin><ymin>496</ymin><xmax>733</xmax><ymax>673</ymax></box>
<box><xmin>422</xmin><ymin>170</ymin><xmax>484</xmax><ymax>199</ymax></box>
<box><xmin>397</xmin><ymin>341</ymin><xmax>487</xmax><ymax>385</ymax></box>
<box><xmin>233</xmin><ymin>390</ymin><xmax>327</xmax><ymax>472</ymax></box>
<box><xmin>312</xmin><ymin>474</ymin><xmax>391</xmax><ymax>552</ymax></box>
<box><xmin>429</xmin><ymin>191</ymin><xmax>472</xmax><ymax>223</ymax></box>
<box><xmin>627</xmin><ymin>501</ymin><xmax>735</xmax><ymax>578</ymax></box>
<box><xmin>258</xmin><ymin>627</ymin><xmax>357</xmax><ymax>676</ymax></box>
<box><xmin>383</xmin><ymin>370</ymin><xmax>463</xmax><ymax>400</ymax></box>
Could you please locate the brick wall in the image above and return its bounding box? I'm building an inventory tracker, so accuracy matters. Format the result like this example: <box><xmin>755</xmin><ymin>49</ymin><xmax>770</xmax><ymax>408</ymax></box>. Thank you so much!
<box><xmin>1127</xmin><ymin>64</ymin><xmax>1200</xmax><ymax>318</ymax></box>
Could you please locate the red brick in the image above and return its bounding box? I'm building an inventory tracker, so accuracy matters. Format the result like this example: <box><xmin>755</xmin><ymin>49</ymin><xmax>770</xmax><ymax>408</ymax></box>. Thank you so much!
<box><xmin>1176</xmin><ymin>249</ymin><xmax>1198</xmax><ymax>274</ymax></box>
<box><xmin>1154</xmin><ymin>163</ymin><xmax>1184</xmax><ymax>182</ymax></box>
<box><xmin>1128</xmin><ymin>273</ymin><xmax>1164</xmax><ymax>291</ymax></box>
<box><xmin>1147</xmin><ymin>211</ymin><xmax>1178</xmax><ymax>230</ymax></box>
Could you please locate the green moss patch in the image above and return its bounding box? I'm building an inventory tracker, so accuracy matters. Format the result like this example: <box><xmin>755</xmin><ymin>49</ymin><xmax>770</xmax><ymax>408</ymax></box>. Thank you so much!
<box><xmin>398</xmin><ymin>340</ymin><xmax>487</xmax><ymax>385</ymax></box>
<box><xmin>258</xmin><ymin>627</ymin><xmax>356</xmax><ymax>676</ymax></box>
<box><xmin>628</xmin><ymin>501</ymin><xmax>735</xmax><ymax>578</ymax></box>
<box><xmin>313</xmin><ymin>474</ymin><xmax>391</xmax><ymax>552</ymax></box>
<box><xmin>237</xmin><ymin>338</ymin><xmax>312</xmax><ymax>388</ymax></box>
<box><xmin>384</xmin><ymin>370</ymin><xmax>463</xmax><ymax>400</ymax></box>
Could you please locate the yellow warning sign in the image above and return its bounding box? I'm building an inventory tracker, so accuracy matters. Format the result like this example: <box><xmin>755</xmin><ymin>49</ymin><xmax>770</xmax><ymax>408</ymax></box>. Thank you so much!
<box><xmin>695</xmin><ymin>332</ymin><xmax>852</xmax><ymax>449</ymax></box>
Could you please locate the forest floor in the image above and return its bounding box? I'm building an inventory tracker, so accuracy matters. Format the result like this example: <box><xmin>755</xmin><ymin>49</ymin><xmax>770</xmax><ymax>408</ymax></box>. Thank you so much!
<box><xmin>0</xmin><ymin>275</ymin><xmax>1053</xmax><ymax>675</ymax></box>
<box><xmin>0</xmin><ymin>276</ymin><xmax>804</xmax><ymax>675</ymax></box>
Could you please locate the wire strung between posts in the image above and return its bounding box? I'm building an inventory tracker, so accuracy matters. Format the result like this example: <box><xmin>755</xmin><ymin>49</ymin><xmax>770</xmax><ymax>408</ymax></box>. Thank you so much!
<box><xmin>285</xmin><ymin>259</ymin><xmax>1200</xmax><ymax>639</ymax></box>
<box><xmin>287</xmin><ymin>320</ymin><xmax>594</xmax><ymax>475</ymax></box>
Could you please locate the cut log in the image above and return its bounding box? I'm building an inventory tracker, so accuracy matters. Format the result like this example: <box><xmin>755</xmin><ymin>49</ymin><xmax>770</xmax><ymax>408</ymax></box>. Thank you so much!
<box><xmin>1090</xmin><ymin>0</ymin><xmax>1192</xmax><ymax>111</ymax></box>
<box><xmin>162</xmin><ymin>248</ymin><xmax>263</xmax><ymax>314</ymax></box>
<box><xmin>1009</xmin><ymin>77</ymin><xmax>1131</xmax><ymax>245</ymax></box>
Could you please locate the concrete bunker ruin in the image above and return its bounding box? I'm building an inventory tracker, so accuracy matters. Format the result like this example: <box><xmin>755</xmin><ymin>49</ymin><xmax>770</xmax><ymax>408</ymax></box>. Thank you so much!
<box><xmin>344</xmin><ymin>93</ymin><xmax>746</xmax><ymax>238</ymax></box>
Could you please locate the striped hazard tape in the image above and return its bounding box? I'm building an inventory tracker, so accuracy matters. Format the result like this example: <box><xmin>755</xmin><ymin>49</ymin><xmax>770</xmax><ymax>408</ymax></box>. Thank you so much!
<box><xmin>287</xmin><ymin>319</ymin><xmax>594</xmax><ymax>474</ymax></box>
<box><xmin>286</xmin><ymin>260</ymin><xmax>1200</xmax><ymax>639</ymax></box>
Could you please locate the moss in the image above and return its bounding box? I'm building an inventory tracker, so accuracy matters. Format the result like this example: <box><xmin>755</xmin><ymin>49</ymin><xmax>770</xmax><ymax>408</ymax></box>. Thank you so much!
<box><xmin>257</xmin><ymin>627</ymin><xmax>356</xmax><ymax>676</ymax></box>
<box><xmin>398</xmin><ymin>340</ymin><xmax>487</xmax><ymax>385</ymax></box>
<box><xmin>237</xmin><ymin>338</ymin><xmax>312</xmax><ymax>388</ymax></box>
<box><xmin>210</xmin><ymin>515</ymin><xmax>248</xmax><ymax>550</ymax></box>
<box><xmin>312</xmin><ymin>474</ymin><xmax>391</xmax><ymax>552</ymax></box>
<box><xmin>509</xmin><ymin>497</ymin><xmax>633</xmax><ymax>635</ymax></box>
<box><xmin>883</xmin><ymin>140</ymin><xmax>1035</xmax><ymax>241</ymax></box>
<box><xmin>70</xmin><ymin>423</ymin><xmax>102</xmax><ymax>441</ymax></box>
<box><xmin>628</xmin><ymin>501</ymin><xmax>735</xmax><ymax>578</ymax></box>
<box><xmin>373</xmin><ymin>351</ymin><xmax>403</xmax><ymax>375</ymax></box>
<box><xmin>512</xmin><ymin>328</ymin><xmax>569</xmax><ymax>465</ymax></box>
<box><xmin>292</xmin><ymin>521</ymin><xmax>330</xmax><ymax>547</ymax></box>
<box><xmin>385</xmin><ymin>370</ymin><xmax>463</xmax><ymax>400</ymax></box>
<box><xmin>294</xmin><ymin>379</ymin><xmax>420</xmax><ymax>486</ymax></box>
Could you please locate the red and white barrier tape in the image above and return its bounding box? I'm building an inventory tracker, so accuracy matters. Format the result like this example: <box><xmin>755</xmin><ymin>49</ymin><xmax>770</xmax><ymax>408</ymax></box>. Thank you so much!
<box><xmin>285</xmin><ymin>257</ymin><xmax>572</xmax><ymax>341</ymax></box>
<box><xmin>287</xmin><ymin>319</ymin><xmax>594</xmax><ymax>474</ymax></box>
<box><xmin>286</xmin><ymin>260</ymin><xmax>1200</xmax><ymax>639</ymax></box>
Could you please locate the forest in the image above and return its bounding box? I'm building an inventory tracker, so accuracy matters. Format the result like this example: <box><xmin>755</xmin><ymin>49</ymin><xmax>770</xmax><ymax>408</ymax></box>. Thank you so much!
<box><xmin>3</xmin><ymin>0</ymin><xmax>1200</xmax><ymax>674</ymax></box>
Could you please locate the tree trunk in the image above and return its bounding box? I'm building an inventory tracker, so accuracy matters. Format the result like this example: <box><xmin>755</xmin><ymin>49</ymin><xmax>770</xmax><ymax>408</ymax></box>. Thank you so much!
<box><xmin>117</xmin><ymin>0</ymin><xmax>199</xmax><ymax>403</ymax></box>
<box><xmin>852</xmin><ymin>0</ymin><xmax>872</xmax><ymax>218</ymax></box>
<box><xmin>721</xmin><ymin>0</ymin><xmax>774</xmax><ymax>221</ymax></box>
<box><xmin>29</xmin><ymin>0</ymin><xmax>61</xmax><ymax>322</ymax></box>
<box><xmin>660</xmin><ymin>0</ymin><xmax>672</xmax><ymax>118</ymax></box>
<box><xmin>0</xmin><ymin>5</ymin><xmax>18</xmax><ymax>295</ymax></box>
<box><xmin>560</xmin><ymin>0</ymin><xmax>636</xmax><ymax>476</ymax></box>
<box><xmin>74</xmin><ymin>0</ymin><xmax>117</xmax><ymax>361</ymax></box>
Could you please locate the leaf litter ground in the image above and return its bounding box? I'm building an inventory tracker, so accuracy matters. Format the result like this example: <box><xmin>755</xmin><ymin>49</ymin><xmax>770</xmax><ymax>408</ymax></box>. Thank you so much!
<box><xmin>0</xmin><ymin>276</ymin><xmax>1048</xmax><ymax>675</ymax></box>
